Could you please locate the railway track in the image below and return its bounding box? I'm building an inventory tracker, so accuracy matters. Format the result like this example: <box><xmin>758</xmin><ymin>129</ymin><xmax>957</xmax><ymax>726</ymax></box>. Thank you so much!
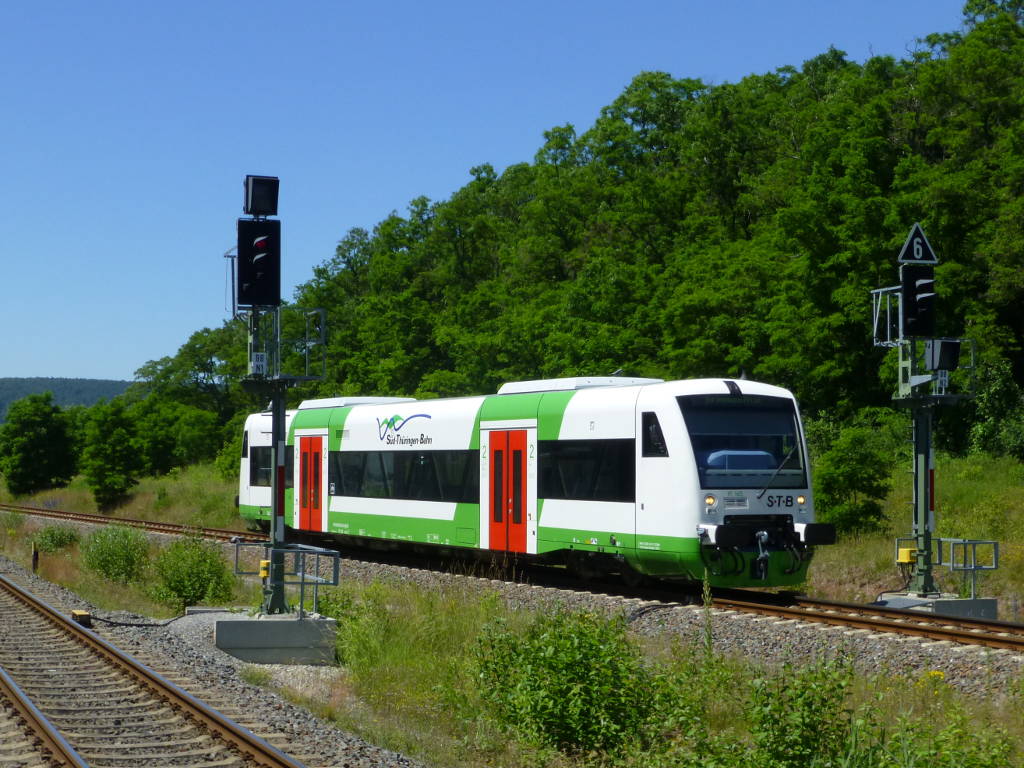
<box><xmin>0</xmin><ymin>502</ymin><xmax>267</xmax><ymax>543</ymax></box>
<box><xmin>6</xmin><ymin>500</ymin><xmax>1024</xmax><ymax>655</ymax></box>
<box><xmin>0</xmin><ymin>573</ymin><xmax>305</xmax><ymax>768</ymax></box>
<box><xmin>1</xmin><ymin>664</ymin><xmax>87</xmax><ymax>767</ymax></box>
<box><xmin>707</xmin><ymin>590</ymin><xmax>1024</xmax><ymax>653</ymax></box>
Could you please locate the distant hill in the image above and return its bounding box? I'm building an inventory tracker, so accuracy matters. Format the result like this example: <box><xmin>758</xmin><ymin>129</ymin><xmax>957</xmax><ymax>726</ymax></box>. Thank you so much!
<box><xmin>0</xmin><ymin>378</ymin><xmax>130</xmax><ymax>422</ymax></box>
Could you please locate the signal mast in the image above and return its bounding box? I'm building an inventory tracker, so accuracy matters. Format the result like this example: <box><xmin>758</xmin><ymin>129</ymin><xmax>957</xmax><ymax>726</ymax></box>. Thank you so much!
<box><xmin>871</xmin><ymin>224</ymin><xmax>995</xmax><ymax>617</ymax></box>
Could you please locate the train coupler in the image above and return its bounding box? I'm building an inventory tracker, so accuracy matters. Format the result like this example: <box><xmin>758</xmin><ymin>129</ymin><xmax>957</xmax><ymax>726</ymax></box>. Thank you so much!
<box><xmin>751</xmin><ymin>530</ymin><xmax>770</xmax><ymax>580</ymax></box>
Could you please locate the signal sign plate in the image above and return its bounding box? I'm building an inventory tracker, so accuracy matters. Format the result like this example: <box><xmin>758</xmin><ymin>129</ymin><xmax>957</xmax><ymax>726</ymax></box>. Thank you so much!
<box><xmin>898</xmin><ymin>222</ymin><xmax>938</xmax><ymax>264</ymax></box>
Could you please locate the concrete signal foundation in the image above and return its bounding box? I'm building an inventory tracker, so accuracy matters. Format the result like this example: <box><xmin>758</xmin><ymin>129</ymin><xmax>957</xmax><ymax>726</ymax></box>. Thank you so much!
<box><xmin>874</xmin><ymin>592</ymin><xmax>998</xmax><ymax>620</ymax></box>
<box><xmin>214</xmin><ymin>613</ymin><xmax>338</xmax><ymax>665</ymax></box>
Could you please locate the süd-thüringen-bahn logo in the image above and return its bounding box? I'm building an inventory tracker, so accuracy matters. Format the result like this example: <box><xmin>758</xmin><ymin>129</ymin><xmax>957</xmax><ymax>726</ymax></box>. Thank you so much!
<box><xmin>377</xmin><ymin>413</ymin><xmax>433</xmax><ymax>446</ymax></box>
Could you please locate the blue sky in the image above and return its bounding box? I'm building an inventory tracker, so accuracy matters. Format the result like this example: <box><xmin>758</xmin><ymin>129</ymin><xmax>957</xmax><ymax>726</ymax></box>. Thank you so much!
<box><xmin>1</xmin><ymin>1</ymin><xmax>967</xmax><ymax>381</ymax></box>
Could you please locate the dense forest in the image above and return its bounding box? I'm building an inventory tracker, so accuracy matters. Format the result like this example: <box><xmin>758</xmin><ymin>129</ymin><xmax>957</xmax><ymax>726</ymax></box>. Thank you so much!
<box><xmin>0</xmin><ymin>379</ymin><xmax>128</xmax><ymax>422</ymax></box>
<box><xmin>3</xmin><ymin>1</ymin><xmax>1024</xmax><ymax>523</ymax></box>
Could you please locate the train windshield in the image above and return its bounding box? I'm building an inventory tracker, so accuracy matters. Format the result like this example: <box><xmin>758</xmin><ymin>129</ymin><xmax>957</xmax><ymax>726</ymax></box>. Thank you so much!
<box><xmin>677</xmin><ymin>394</ymin><xmax>806</xmax><ymax>490</ymax></box>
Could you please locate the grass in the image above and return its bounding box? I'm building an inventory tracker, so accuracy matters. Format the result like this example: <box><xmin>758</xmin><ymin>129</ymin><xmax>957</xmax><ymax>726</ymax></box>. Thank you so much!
<box><xmin>0</xmin><ymin>464</ymin><xmax>246</xmax><ymax>531</ymax></box>
<box><xmin>806</xmin><ymin>452</ymin><xmax>1024</xmax><ymax>621</ymax></box>
<box><xmin>3</xmin><ymin>454</ymin><xmax>1024</xmax><ymax>765</ymax></box>
<box><xmin>245</xmin><ymin>576</ymin><xmax>1024</xmax><ymax>768</ymax></box>
<box><xmin>0</xmin><ymin>517</ymin><xmax>256</xmax><ymax>618</ymax></box>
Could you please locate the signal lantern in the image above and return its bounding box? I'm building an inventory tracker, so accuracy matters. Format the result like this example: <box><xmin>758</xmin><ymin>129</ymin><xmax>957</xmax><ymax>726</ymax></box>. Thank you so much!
<box><xmin>900</xmin><ymin>263</ymin><xmax>935</xmax><ymax>338</ymax></box>
<box><xmin>244</xmin><ymin>175</ymin><xmax>279</xmax><ymax>217</ymax></box>
<box><xmin>237</xmin><ymin>218</ymin><xmax>281</xmax><ymax>307</ymax></box>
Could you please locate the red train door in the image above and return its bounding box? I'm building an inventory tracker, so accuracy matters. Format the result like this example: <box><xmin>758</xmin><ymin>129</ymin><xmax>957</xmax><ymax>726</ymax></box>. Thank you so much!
<box><xmin>488</xmin><ymin>430</ymin><xmax>527</xmax><ymax>553</ymax></box>
<box><xmin>299</xmin><ymin>436</ymin><xmax>322</xmax><ymax>531</ymax></box>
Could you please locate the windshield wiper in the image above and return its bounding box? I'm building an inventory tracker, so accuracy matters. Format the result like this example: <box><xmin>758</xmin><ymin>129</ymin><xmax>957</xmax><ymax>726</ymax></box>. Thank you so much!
<box><xmin>756</xmin><ymin>444</ymin><xmax>798</xmax><ymax>500</ymax></box>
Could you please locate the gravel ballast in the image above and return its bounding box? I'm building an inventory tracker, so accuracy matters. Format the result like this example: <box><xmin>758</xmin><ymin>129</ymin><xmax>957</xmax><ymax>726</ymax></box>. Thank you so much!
<box><xmin>2</xmin><ymin>550</ymin><xmax>1023</xmax><ymax>767</ymax></box>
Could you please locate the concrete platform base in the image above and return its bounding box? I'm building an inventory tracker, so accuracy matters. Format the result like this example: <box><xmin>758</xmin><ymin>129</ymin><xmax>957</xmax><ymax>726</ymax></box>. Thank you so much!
<box><xmin>874</xmin><ymin>592</ymin><xmax>999</xmax><ymax>620</ymax></box>
<box><xmin>214</xmin><ymin>613</ymin><xmax>338</xmax><ymax>665</ymax></box>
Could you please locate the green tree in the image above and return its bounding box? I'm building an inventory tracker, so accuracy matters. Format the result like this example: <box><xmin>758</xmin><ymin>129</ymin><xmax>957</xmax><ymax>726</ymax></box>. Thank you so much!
<box><xmin>129</xmin><ymin>399</ymin><xmax>221</xmax><ymax>475</ymax></box>
<box><xmin>0</xmin><ymin>392</ymin><xmax>75</xmax><ymax>495</ymax></box>
<box><xmin>969</xmin><ymin>358</ymin><xmax>1024</xmax><ymax>457</ymax></box>
<box><xmin>813</xmin><ymin>424</ymin><xmax>894</xmax><ymax>532</ymax></box>
<box><xmin>80</xmin><ymin>401</ymin><xmax>141</xmax><ymax>508</ymax></box>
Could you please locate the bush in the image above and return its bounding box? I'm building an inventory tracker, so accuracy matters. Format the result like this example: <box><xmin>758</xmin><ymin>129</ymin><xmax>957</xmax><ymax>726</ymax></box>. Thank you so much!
<box><xmin>151</xmin><ymin>537</ymin><xmax>234</xmax><ymax>609</ymax></box>
<box><xmin>32</xmin><ymin>525</ymin><xmax>79</xmax><ymax>553</ymax></box>
<box><xmin>81</xmin><ymin>525</ymin><xmax>149</xmax><ymax>583</ymax></box>
<box><xmin>747</xmin><ymin>661</ymin><xmax>851</xmax><ymax>767</ymax></box>
<box><xmin>473</xmin><ymin>609</ymin><xmax>656</xmax><ymax>753</ymax></box>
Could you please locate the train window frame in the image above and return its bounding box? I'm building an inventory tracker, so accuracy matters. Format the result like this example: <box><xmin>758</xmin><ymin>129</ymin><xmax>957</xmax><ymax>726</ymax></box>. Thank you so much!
<box><xmin>641</xmin><ymin>412</ymin><xmax>669</xmax><ymax>457</ymax></box>
<box><xmin>328</xmin><ymin>449</ymin><xmax>479</xmax><ymax>504</ymax></box>
<box><xmin>249</xmin><ymin>446</ymin><xmax>273</xmax><ymax>488</ymax></box>
<box><xmin>677</xmin><ymin>394</ymin><xmax>807</xmax><ymax>490</ymax></box>
<box><xmin>538</xmin><ymin>438</ymin><xmax>636</xmax><ymax>503</ymax></box>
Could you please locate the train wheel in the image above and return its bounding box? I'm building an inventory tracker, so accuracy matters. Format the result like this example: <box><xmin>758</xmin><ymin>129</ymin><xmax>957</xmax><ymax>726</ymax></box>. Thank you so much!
<box><xmin>620</xmin><ymin>562</ymin><xmax>648</xmax><ymax>588</ymax></box>
<box><xmin>568</xmin><ymin>552</ymin><xmax>600</xmax><ymax>582</ymax></box>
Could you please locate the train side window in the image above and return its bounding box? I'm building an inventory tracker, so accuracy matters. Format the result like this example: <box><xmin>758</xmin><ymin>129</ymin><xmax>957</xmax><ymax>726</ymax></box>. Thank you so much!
<box><xmin>249</xmin><ymin>446</ymin><xmax>272</xmax><ymax>487</ymax></box>
<box><xmin>642</xmin><ymin>412</ymin><xmax>669</xmax><ymax>457</ymax></box>
<box><xmin>327</xmin><ymin>450</ymin><xmax>478</xmax><ymax>502</ymax></box>
<box><xmin>538</xmin><ymin>439</ymin><xmax>635</xmax><ymax>503</ymax></box>
<box><xmin>363</xmin><ymin>453</ymin><xmax>390</xmax><ymax>498</ymax></box>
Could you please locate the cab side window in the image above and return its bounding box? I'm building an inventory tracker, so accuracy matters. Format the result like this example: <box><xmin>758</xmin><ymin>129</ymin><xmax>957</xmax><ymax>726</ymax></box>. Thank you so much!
<box><xmin>642</xmin><ymin>412</ymin><xmax>669</xmax><ymax>457</ymax></box>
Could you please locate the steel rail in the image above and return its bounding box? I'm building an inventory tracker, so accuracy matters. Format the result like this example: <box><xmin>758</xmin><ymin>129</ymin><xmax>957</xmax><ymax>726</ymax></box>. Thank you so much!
<box><xmin>0</xmin><ymin>502</ymin><xmax>265</xmax><ymax>543</ymax></box>
<box><xmin>0</xmin><ymin>574</ymin><xmax>304</xmax><ymax>768</ymax></box>
<box><xmin>6</xmin><ymin>501</ymin><xmax>1022</xmax><ymax>651</ymax></box>
<box><xmin>711</xmin><ymin>594</ymin><xmax>1024</xmax><ymax>652</ymax></box>
<box><xmin>792</xmin><ymin>594</ymin><xmax>1024</xmax><ymax>636</ymax></box>
<box><xmin>0</xmin><ymin>666</ymin><xmax>90</xmax><ymax>768</ymax></box>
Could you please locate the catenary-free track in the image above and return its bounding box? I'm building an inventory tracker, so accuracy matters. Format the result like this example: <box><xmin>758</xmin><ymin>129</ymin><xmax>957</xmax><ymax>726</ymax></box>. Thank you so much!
<box><xmin>6</xmin><ymin>500</ymin><xmax>1024</xmax><ymax>653</ymax></box>
<box><xmin>0</xmin><ymin>573</ymin><xmax>305</xmax><ymax>767</ymax></box>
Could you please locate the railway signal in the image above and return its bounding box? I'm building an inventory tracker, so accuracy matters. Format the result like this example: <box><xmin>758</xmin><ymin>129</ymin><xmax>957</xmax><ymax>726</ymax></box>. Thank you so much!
<box><xmin>228</xmin><ymin>175</ymin><xmax>330</xmax><ymax>619</ymax></box>
<box><xmin>235</xmin><ymin>175</ymin><xmax>288</xmax><ymax>614</ymax></box>
<box><xmin>900</xmin><ymin>263</ymin><xmax>935</xmax><ymax>338</ymax></box>
<box><xmin>244</xmin><ymin>174</ymin><xmax>279</xmax><ymax>217</ymax></box>
<box><xmin>870</xmin><ymin>223</ymin><xmax>979</xmax><ymax>602</ymax></box>
<box><xmin>236</xmin><ymin>218</ymin><xmax>281</xmax><ymax>308</ymax></box>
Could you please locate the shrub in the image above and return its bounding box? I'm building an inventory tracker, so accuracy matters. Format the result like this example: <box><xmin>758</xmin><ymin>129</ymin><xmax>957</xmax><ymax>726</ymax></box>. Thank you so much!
<box><xmin>32</xmin><ymin>525</ymin><xmax>79</xmax><ymax>553</ymax></box>
<box><xmin>747</xmin><ymin>661</ymin><xmax>851</xmax><ymax>767</ymax></box>
<box><xmin>473</xmin><ymin>609</ymin><xmax>656</xmax><ymax>753</ymax></box>
<box><xmin>81</xmin><ymin>525</ymin><xmax>149</xmax><ymax>583</ymax></box>
<box><xmin>151</xmin><ymin>537</ymin><xmax>234</xmax><ymax>609</ymax></box>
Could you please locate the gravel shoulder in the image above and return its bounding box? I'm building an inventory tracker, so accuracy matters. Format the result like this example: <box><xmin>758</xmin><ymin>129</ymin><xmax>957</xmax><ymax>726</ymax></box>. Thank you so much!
<box><xmin>2</xmin><ymin>550</ymin><xmax>1023</xmax><ymax>768</ymax></box>
<box><xmin>0</xmin><ymin>554</ymin><xmax>420</xmax><ymax>768</ymax></box>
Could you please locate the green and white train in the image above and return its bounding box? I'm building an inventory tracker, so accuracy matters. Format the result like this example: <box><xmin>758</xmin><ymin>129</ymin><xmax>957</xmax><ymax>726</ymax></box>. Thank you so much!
<box><xmin>238</xmin><ymin>377</ymin><xmax>835</xmax><ymax>587</ymax></box>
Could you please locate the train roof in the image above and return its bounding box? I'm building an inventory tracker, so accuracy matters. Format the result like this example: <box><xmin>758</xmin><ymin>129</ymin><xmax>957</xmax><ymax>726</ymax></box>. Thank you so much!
<box><xmin>277</xmin><ymin>378</ymin><xmax>795</xmax><ymax>418</ymax></box>
<box><xmin>497</xmin><ymin>377</ymin><xmax>663</xmax><ymax>394</ymax></box>
<box><xmin>297</xmin><ymin>396</ymin><xmax>416</xmax><ymax>410</ymax></box>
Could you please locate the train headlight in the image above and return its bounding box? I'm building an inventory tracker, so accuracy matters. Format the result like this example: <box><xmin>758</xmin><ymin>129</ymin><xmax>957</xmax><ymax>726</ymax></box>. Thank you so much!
<box><xmin>797</xmin><ymin>495</ymin><xmax>806</xmax><ymax>505</ymax></box>
<box><xmin>704</xmin><ymin>494</ymin><xmax>717</xmax><ymax>508</ymax></box>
